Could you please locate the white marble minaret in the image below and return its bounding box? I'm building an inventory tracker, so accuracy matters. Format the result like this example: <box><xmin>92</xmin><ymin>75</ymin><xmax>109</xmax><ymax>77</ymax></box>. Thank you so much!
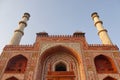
<box><xmin>9</xmin><ymin>13</ymin><xmax>30</xmax><ymax>45</ymax></box>
<box><xmin>91</xmin><ymin>12</ymin><xmax>113</xmax><ymax>45</ymax></box>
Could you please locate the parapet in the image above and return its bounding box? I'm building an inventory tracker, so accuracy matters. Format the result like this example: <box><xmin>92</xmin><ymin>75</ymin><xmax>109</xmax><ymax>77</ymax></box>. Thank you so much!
<box><xmin>87</xmin><ymin>44</ymin><xmax>119</xmax><ymax>50</ymax></box>
<box><xmin>36</xmin><ymin>31</ymin><xmax>85</xmax><ymax>37</ymax></box>
<box><xmin>3</xmin><ymin>45</ymin><xmax>34</xmax><ymax>51</ymax></box>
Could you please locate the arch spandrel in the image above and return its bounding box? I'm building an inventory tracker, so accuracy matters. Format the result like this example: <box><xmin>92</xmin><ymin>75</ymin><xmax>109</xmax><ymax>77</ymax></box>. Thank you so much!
<box><xmin>40</xmin><ymin>43</ymin><xmax>81</xmax><ymax>55</ymax></box>
<box><xmin>40</xmin><ymin>45</ymin><xmax>81</xmax><ymax>64</ymax></box>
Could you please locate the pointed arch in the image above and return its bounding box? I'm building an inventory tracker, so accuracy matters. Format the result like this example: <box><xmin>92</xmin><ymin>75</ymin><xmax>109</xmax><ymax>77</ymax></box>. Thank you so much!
<box><xmin>55</xmin><ymin>61</ymin><xmax>67</xmax><ymax>71</ymax></box>
<box><xmin>6</xmin><ymin>76</ymin><xmax>18</xmax><ymax>80</ymax></box>
<box><xmin>37</xmin><ymin>45</ymin><xmax>85</xmax><ymax>80</ymax></box>
<box><xmin>103</xmin><ymin>76</ymin><xmax>117</xmax><ymax>80</ymax></box>
<box><xmin>40</xmin><ymin>45</ymin><xmax>81</xmax><ymax>64</ymax></box>
<box><xmin>5</xmin><ymin>54</ymin><xmax>28</xmax><ymax>73</ymax></box>
<box><xmin>94</xmin><ymin>54</ymin><xmax>117</xmax><ymax>73</ymax></box>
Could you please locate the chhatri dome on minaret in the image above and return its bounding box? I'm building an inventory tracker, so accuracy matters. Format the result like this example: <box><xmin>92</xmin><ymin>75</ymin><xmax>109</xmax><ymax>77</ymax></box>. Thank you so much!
<box><xmin>0</xmin><ymin>12</ymin><xmax>120</xmax><ymax>80</ymax></box>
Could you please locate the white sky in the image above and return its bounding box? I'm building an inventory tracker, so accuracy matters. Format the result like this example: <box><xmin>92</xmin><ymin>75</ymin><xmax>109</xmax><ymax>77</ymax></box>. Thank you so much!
<box><xmin>0</xmin><ymin>0</ymin><xmax>120</xmax><ymax>53</ymax></box>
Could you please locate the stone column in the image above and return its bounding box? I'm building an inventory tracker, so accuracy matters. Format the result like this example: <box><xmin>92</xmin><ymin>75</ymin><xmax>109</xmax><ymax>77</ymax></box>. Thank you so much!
<box><xmin>91</xmin><ymin>12</ymin><xmax>113</xmax><ymax>45</ymax></box>
<box><xmin>9</xmin><ymin>13</ymin><xmax>30</xmax><ymax>45</ymax></box>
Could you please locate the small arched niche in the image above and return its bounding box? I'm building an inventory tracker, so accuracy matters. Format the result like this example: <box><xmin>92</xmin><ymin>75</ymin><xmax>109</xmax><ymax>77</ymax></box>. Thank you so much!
<box><xmin>55</xmin><ymin>62</ymin><xmax>67</xmax><ymax>71</ymax></box>
<box><xmin>5</xmin><ymin>54</ymin><xmax>28</xmax><ymax>73</ymax></box>
<box><xmin>94</xmin><ymin>55</ymin><xmax>117</xmax><ymax>73</ymax></box>
<box><xmin>6</xmin><ymin>76</ymin><xmax>18</xmax><ymax>80</ymax></box>
<box><xmin>103</xmin><ymin>76</ymin><xmax>117</xmax><ymax>80</ymax></box>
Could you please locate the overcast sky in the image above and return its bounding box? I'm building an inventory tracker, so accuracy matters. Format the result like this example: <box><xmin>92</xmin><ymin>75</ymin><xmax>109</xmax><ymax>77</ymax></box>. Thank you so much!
<box><xmin>0</xmin><ymin>0</ymin><xmax>120</xmax><ymax>53</ymax></box>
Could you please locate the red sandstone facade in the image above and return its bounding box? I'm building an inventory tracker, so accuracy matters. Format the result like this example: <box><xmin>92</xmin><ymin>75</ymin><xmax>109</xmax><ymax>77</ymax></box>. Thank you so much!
<box><xmin>0</xmin><ymin>32</ymin><xmax>120</xmax><ymax>80</ymax></box>
<box><xmin>0</xmin><ymin>13</ymin><xmax>120</xmax><ymax>80</ymax></box>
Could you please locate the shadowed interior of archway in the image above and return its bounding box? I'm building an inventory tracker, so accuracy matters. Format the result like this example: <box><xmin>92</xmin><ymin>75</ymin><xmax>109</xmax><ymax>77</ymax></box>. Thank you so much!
<box><xmin>55</xmin><ymin>62</ymin><xmax>67</xmax><ymax>71</ymax></box>
<box><xmin>6</xmin><ymin>76</ymin><xmax>18</xmax><ymax>80</ymax></box>
<box><xmin>5</xmin><ymin>55</ymin><xmax>28</xmax><ymax>73</ymax></box>
<box><xmin>94</xmin><ymin>55</ymin><xmax>117</xmax><ymax>73</ymax></box>
<box><xmin>103</xmin><ymin>76</ymin><xmax>117</xmax><ymax>80</ymax></box>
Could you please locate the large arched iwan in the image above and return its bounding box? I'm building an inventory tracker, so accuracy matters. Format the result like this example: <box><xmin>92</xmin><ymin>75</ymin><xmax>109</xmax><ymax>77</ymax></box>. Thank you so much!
<box><xmin>37</xmin><ymin>45</ymin><xmax>85</xmax><ymax>80</ymax></box>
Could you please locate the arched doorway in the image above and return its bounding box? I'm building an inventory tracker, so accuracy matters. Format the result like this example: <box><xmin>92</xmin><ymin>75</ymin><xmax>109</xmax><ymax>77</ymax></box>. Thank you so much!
<box><xmin>37</xmin><ymin>45</ymin><xmax>85</xmax><ymax>80</ymax></box>
<box><xmin>103</xmin><ymin>76</ymin><xmax>117</xmax><ymax>80</ymax></box>
<box><xmin>55</xmin><ymin>62</ymin><xmax>67</xmax><ymax>71</ymax></box>
<box><xmin>5</xmin><ymin>54</ymin><xmax>28</xmax><ymax>73</ymax></box>
<box><xmin>94</xmin><ymin>55</ymin><xmax>117</xmax><ymax>73</ymax></box>
<box><xmin>6</xmin><ymin>76</ymin><xmax>18</xmax><ymax>80</ymax></box>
